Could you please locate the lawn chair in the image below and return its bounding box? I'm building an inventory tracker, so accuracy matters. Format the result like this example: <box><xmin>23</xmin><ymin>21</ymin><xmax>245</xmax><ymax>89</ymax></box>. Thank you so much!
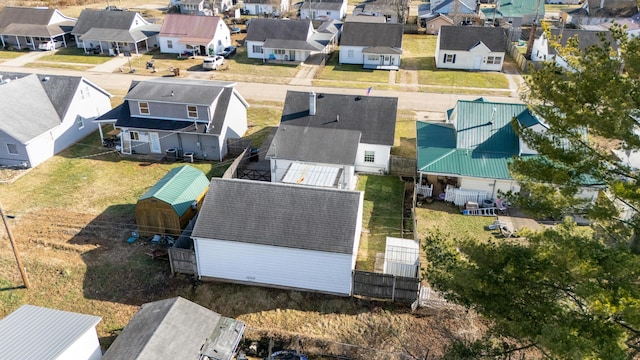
<box><xmin>495</xmin><ymin>197</ymin><xmax>509</xmax><ymax>215</ymax></box>
<box><xmin>500</xmin><ymin>225</ymin><xmax>515</xmax><ymax>238</ymax></box>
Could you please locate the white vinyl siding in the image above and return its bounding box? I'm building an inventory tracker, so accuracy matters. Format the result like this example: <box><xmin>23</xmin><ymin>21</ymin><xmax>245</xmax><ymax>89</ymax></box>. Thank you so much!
<box><xmin>355</xmin><ymin>143</ymin><xmax>391</xmax><ymax>173</ymax></box>
<box><xmin>194</xmin><ymin>238</ymin><xmax>354</xmax><ymax>295</ymax></box>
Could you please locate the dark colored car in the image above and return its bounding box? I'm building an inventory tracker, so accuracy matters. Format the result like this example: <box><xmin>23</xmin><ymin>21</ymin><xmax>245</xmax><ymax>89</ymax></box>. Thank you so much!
<box><xmin>217</xmin><ymin>46</ymin><xmax>237</xmax><ymax>58</ymax></box>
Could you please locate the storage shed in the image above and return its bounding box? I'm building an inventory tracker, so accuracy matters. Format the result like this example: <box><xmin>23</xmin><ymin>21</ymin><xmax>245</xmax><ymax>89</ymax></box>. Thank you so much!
<box><xmin>191</xmin><ymin>178</ymin><xmax>364</xmax><ymax>296</ymax></box>
<box><xmin>383</xmin><ymin>237</ymin><xmax>420</xmax><ymax>278</ymax></box>
<box><xmin>135</xmin><ymin>165</ymin><xmax>209</xmax><ymax>237</ymax></box>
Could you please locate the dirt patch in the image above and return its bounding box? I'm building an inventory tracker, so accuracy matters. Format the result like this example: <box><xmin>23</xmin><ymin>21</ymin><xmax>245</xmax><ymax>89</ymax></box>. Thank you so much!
<box><xmin>0</xmin><ymin>167</ymin><xmax>30</xmax><ymax>184</ymax></box>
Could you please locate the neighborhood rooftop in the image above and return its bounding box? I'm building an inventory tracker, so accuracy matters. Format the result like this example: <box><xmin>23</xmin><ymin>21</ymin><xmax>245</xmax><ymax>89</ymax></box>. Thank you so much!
<box><xmin>438</xmin><ymin>26</ymin><xmax>508</xmax><ymax>51</ymax></box>
<box><xmin>192</xmin><ymin>178</ymin><xmax>362</xmax><ymax>254</ymax></box>
<box><xmin>124</xmin><ymin>78</ymin><xmax>237</xmax><ymax>105</ymax></box>
<box><xmin>0</xmin><ymin>7</ymin><xmax>75</xmax><ymax>37</ymax></box>
<box><xmin>340</xmin><ymin>22</ymin><xmax>403</xmax><ymax>49</ymax></box>
<box><xmin>280</xmin><ymin>91</ymin><xmax>397</xmax><ymax>146</ymax></box>
<box><xmin>267</xmin><ymin>125</ymin><xmax>361</xmax><ymax>165</ymax></box>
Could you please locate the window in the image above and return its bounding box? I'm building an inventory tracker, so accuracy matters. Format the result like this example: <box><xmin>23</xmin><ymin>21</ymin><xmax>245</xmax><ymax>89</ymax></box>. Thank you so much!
<box><xmin>367</xmin><ymin>55</ymin><xmax>379</xmax><ymax>61</ymax></box>
<box><xmin>364</xmin><ymin>151</ymin><xmax>375</xmax><ymax>163</ymax></box>
<box><xmin>139</xmin><ymin>102</ymin><xmax>149</xmax><ymax>115</ymax></box>
<box><xmin>130</xmin><ymin>131</ymin><xmax>140</xmax><ymax>141</ymax></box>
<box><xmin>444</xmin><ymin>54</ymin><xmax>456</xmax><ymax>63</ymax></box>
<box><xmin>486</xmin><ymin>56</ymin><xmax>502</xmax><ymax>65</ymax></box>
<box><xmin>326</xmin><ymin>11</ymin><xmax>330</xmax><ymax>15</ymax></box>
<box><xmin>253</xmin><ymin>45</ymin><xmax>263</xmax><ymax>53</ymax></box>
<box><xmin>76</xmin><ymin>115</ymin><xmax>85</xmax><ymax>130</ymax></box>
<box><xmin>167</xmin><ymin>40</ymin><xmax>173</xmax><ymax>49</ymax></box>
<box><xmin>7</xmin><ymin>143</ymin><xmax>18</xmax><ymax>155</ymax></box>
<box><xmin>187</xmin><ymin>105</ymin><xmax>198</xmax><ymax>118</ymax></box>
<box><xmin>274</xmin><ymin>49</ymin><xmax>285</xmax><ymax>55</ymax></box>
<box><xmin>347</xmin><ymin>49</ymin><xmax>354</xmax><ymax>58</ymax></box>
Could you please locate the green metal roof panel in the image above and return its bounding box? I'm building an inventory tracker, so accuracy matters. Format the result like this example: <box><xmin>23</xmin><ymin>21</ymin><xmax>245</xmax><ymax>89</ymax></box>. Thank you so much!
<box><xmin>139</xmin><ymin>165</ymin><xmax>209</xmax><ymax>216</ymax></box>
<box><xmin>420</xmin><ymin>149</ymin><xmax>514</xmax><ymax>179</ymax></box>
<box><xmin>496</xmin><ymin>0</ymin><xmax>545</xmax><ymax>18</ymax></box>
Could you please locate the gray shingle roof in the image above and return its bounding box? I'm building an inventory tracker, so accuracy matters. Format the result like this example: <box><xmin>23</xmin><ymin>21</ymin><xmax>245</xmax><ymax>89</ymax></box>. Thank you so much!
<box><xmin>192</xmin><ymin>178</ymin><xmax>363</xmax><ymax>254</ymax></box>
<box><xmin>547</xmin><ymin>29</ymin><xmax>617</xmax><ymax>53</ymax></box>
<box><xmin>0</xmin><ymin>7</ymin><xmax>76</xmax><ymax>37</ymax></box>
<box><xmin>0</xmin><ymin>305</ymin><xmax>101</xmax><ymax>360</ymax></box>
<box><xmin>266</xmin><ymin>125</ymin><xmax>361</xmax><ymax>164</ymax></box>
<box><xmin>246</xmin><ymin>18</ymin><xmax>312</xmax><ymax>42</ymax></box>
<box><xmin>280</xmin><ymin>91</ymin><xmax>397</xmax><ymax>146</ymax></box>
<box><xmin>72</xmin><ymin>9</ymin><xmax>142</xmax><ymax>35</ymax></box>
<box><xmin>438</xmin><ymin>26</ymin><xmax>508</xmax><ymax>52</ymax></box>
<box><xmin>103</xmin><ymin>297</ymin><xmax>245</xmax><ymax>360</ymax></box>
<box><xmin>340</xmin><ymin>22</ymin><xmax>403</xmax><ymax>47</ymax></box>
<box><xmin>125</xmin><ymin>78</ymin><xmax>232</xmax><ymax>106</ymax></box>
<box><xmin>301</xmin><ymin>1</ymin><xmax>344</xmax><ymax>11</ymax></box>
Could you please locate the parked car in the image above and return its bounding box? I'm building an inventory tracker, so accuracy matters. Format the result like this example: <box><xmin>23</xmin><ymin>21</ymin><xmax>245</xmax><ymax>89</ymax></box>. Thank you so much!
<box><xmin>105</xmin><ymin>5</ymin><xmax>126</xmax><ymax>10</ymax></box>
<box><xmin>38</xmin><ymin>40</ymin><xmax>62</xmax><ymax>51</ymax></box>
<box><xmin>202</xmin><ymin>55</ymin><xmax>224</xmax><ymax>70</ymax></box>
<box><xmin>217</xmin><ymin>46</ymin><xmax>237</xmax><ymax>59</ymax></box>
<box><xmin>230</xmin><ymin>27</ymin><xmax>242</xmax><ymax>34</ymax></box>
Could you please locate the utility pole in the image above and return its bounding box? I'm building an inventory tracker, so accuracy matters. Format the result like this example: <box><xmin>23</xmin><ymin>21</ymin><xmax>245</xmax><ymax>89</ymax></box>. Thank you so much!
<box><xmin>525</xmin><ymin>0</ymin><xmax>544</xmax><ymax>59</ymax></box>
<box><xmin>0</xmin><ymin>204</ymin><xmax>30</xmax><ymax>289</ymax></box>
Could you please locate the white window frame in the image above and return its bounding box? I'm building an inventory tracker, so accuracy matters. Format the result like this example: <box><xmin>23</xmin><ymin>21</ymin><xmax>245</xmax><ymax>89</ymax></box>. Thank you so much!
<box><xmin>7</xmin><ymin>143</ymin><xmax>18</xmax><ymax>155</ymax></box>
<box><xmin>167</xmin><ymin>40</ymin><xmax>173</xmax><ymax>49</ymax></box>
<box><xmin>486</xmin><ymin>56</ymin><xmax>502</xmax><ymax>65</ymax></box>
<box><xmin>445</xmin><ymin>54</ymin><xmax>455</xmax><ymax>63</ymax></box>
<box><xmin>130</xmin><ymin>131</ymin><xmax>140</xmax><ymax>141</ymax></box>
<box><xmin>347</xmin><ymin>49</ymin><xmax>354</xmax><ymax>58</ymax></box>
<box><xmin>364</xmin><ymin>150</ymin><xmax>375</xmax><ymax>163</ymax></box>
<box><xmin>76</xmin><ymin>115</ymin><xmax>85</xmax><ymax>130</ymax></box>
<box><xmin>274</xmin><ymin>49</ymin><xmax>286</xmax><ymax>55</ymax></box>
<box><xmin>187</xmin><ymin>105</ymin><xmax>198</xmax><ymax>119</ymax></box>
<box><xmin>253</xmin><ymin>45</ymin><xmax>263</xmax><ymax>53</ymax></box>
<box><xmin>139</xmin><ymin>102</ymin><xmax>150</xmax><ymax>115</ymax></box>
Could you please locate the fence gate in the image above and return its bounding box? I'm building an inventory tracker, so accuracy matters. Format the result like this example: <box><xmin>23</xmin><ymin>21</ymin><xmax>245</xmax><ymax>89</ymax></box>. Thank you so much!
<box><xmin>352</xmin><ymin>270</ymin><xmax>420</xmax><ymax>303</ymax></box>
<box><xmin>168</xmin><ymin>248</ymin><xmax>197</xmax><ymax>275</ymax></box>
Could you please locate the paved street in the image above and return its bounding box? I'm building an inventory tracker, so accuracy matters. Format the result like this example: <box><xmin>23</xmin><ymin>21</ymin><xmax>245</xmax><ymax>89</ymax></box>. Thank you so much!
<box><xmin>0</xmin><ymin>51</ymin><xmax>524</xmax><ymax>112</ymax></box>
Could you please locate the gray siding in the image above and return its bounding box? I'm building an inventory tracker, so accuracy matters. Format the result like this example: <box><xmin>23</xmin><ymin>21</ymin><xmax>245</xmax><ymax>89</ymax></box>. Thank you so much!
<box><xmin>128</xmin><ymin>100</ymin><xmax>211</xmax><ymax>122</ymax></box>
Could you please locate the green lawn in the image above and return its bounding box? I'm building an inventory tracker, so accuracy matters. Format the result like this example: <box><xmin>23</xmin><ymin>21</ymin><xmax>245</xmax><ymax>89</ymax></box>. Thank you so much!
<box><xmin>402</xmin><ymin>34</ymin><xmax>510</xmax><ymax>89</ymax></box>
<box><xmin>356</xmin><ymin>175</ymin><xmax>404</xmax><ymax>271</ymax></box>
<box><xmin>24</xmin><ymin>62</ymin><xmax>94</xmax><ymax>71</ymax></box>
<box><xmin>244</xmin><ymin>101</ymin><xmax>283</xmax><ymax>147</ymax></box>
<box><xmin>0</xmin><ymin>50</ymin><xmax>25</xmax><ymax>59</ymax></box>
<box><xmin>37</xmin><ymin>47</ymin><xmax>114</xmax><ymax>65</ymax></box>
<box><xmin>315</xmin><ymin>51</ymin><xmax>391</xmax><ymax>83</ymax></box>
<box><xmin>392</xmin><ymin>109</ymin><xmax>417</xmax><ymax>158</ymax></box>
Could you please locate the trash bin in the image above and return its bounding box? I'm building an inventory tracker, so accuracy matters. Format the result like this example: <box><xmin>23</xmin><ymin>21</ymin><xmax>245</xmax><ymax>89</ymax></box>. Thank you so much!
<box><xmin>183</xmin><ymin>151</ymin><xmax>194</xmax><ymax>163</ymax></box>
<box><xmin>249</xmin><ymin>148</ymin><xmax>259</xmax><ymax>162</ymax></box>
<box><xmin>166</xmin><ymin>148</ymin><xmax>177</xmax><ymax>162</ymax></box>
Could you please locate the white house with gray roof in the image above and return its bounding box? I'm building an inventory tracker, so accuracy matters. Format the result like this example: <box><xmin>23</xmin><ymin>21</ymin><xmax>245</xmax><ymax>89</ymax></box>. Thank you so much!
<box><xmin>245</xmin><ymin>18</ymin><xmax>338</xmax><ymax>62</ymax></box>
<box><xmin>339</xmin><ymin>22</ymin><xmax>403</xmax><ymax>70</ymax></box>
<box><xmin>270</xmin><ymin>90</ymin><xmax>397</xmax><ymax>175</ymax></box>
<box><xmin>191</xmin><ymin>178</ymin><xmax>364</xmax><ymax>296</ymax></box>
<box><xmin>0</xmin><ymin>72</ymin><xmax>112</xmax><ymax>168</ymax></box>
<box><xmin>435</xmin><ymin>25</ymin><xmax>508</xmax><ymax>71</ymax></box>
<box><xmin>103</xmin><ymin>297</ymin><xmax>245</xmax><ymax>360</ymax></box>
<box><xmin>243</xmin><ymin>0</ymin><xmax>290</xmax><ymax>15</ymax></box>
<box><xmin>72</xmin><ymin>9</ymin><xmax>160</xmax><ymax>55</ymax></box>
<box><xmin>299</xmin><ymin>0</ymin><xmax>348</xmax><ymax>20</ymax></box>
<box><xmin>0</xmin><ymin>305</ymin><xmax>102</xmax><ymax>360</ymax></box>
<box><xmin>96</xmin><ymin>78</ymin><xmax>248</xmax><ymax>161</ymax></box>
<box><xmin>0</xmin><ymin>7</ymin><xmax>76</xmax><ymax>50</ymax></box>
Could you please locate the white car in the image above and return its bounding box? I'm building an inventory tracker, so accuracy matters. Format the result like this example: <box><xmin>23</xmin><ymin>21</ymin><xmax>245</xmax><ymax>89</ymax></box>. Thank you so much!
<box><xmin>202</xmin><ymin>55</ymin><xmax>224</xmax><ymax>70</ymax></box>
<box><xmin>38</xmin><ymin>40</ymin><xmax>62</xmax><ymax>51</ymax></box>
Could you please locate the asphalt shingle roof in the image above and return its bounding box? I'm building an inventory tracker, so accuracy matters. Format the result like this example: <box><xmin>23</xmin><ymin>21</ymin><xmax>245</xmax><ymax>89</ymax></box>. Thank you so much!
<box><xmin>0</xmin><ymin>7</ymin><xmax>76</xmax><ymax>37</ymax></box>
<box><xmin>159</xmin><ymin>14</ymin><xmax>223</xmax><ymax>43</ymax></box>
<box><xmin>191</xmin><ymin>178</ymin><xmax>362</xmax><ymax>254</ymax></box>
<box><xmin>125</xmin><ymin>78</ymin><xmax>231</xmax><ymax>106</ymax></box>
<box><xmin>438</xmin><ymin>26</ymin><xmax>508</xmax><ymax>52</ymax></box>
<box><xmin>246</xmin><ymin>18</ymin><xmax>312</xmax><ymax>42</ymax></box>
<box><xmin>266</xmin><ymin>125</ymin><xmax>361</xmax><ymax>164</ymax></box>
<box><xmin>280</xmin><ymin>91</ymin><xmax>397</xmax><ymax>146</ymax></box>
<box><xmin>103</xmin><ymin>297</ymin><xmax>245</xmax><ymax>360</ymax></box>
<box><xmin>0</xmin><ymin>305</ymin><xmax>101</xmax><ymax>360</ymax></box>
<box><xmin>546</xmin><ymin>29</ymin><xmax>618</xmax><ymax>54</ymax></box>
<box><xmin>340</xmin><ymin>22</ymin><xmax>403</xmax><ymax>48</ymax></box>
<box><xmin>73</xmin><ymin>9</ymin><xmax>140</xmax><ymax>34</ymax></box>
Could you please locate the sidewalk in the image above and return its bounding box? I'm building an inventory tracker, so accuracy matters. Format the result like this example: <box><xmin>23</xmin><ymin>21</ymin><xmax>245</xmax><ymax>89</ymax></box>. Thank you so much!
<box><xmin>2</xmin><ymin>50</ymin><xmax>53</xmax><ymax>67</ymax></box>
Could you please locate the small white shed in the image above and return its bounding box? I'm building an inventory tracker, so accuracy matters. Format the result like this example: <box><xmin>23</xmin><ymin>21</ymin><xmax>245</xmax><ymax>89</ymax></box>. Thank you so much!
<box><xmin>383</xmin><ymin>237</ymin><xmax>420</xmax><ymax>278</ymax></box>
<box><xmin>0</xmin><ymin>305</ymin><xmax>102</xmax><ymax>360</ymax></box>
<box><xmin>191</xmin><ymin>178</ymin><xmax>364</xmax><ymax>296</ymax></box>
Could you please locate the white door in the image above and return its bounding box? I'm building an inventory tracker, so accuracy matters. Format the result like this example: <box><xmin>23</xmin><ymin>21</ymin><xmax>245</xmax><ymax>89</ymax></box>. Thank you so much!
<box><xmin>473</xmin><ymin>55</ymin><xmax>482</xmax><ymax>70</ymax></box>
<box><xmin>121</xmin><ymin>129</ymin><xmax>132</xmax><ymax>155</ymax></box>
<box><xmin>383</xmin><ymin>55</ymin><xmax>391</xmax><ymax>66</ymax></box>
<box><xmin>149</xmin><ymin>132</ymin><xmax>161</xmax><ymax>153</ymax></box>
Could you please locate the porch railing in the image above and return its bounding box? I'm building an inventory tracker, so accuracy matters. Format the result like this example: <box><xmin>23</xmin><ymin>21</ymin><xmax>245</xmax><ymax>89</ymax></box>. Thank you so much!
<box><xmin>444</xmin><ymin>186</ymin><xmax>488</xmax><ymax>206</ymax></box>
<box><xmin>416</xmin><ymin>183</ymin><xmax>433</xmax><ymax>197</ymax></box>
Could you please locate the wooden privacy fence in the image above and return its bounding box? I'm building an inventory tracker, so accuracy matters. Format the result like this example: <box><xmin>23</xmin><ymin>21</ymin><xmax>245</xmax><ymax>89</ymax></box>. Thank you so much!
<box><xmin>352</xmin><ymin>270</ymin><xmax>420</xmax><ymax>303</ymax></box>
<box><xmin>506</xmin><ymin>41</ymin><xmax>528</xmax><ymax>73</ymax></box>
<box><xmin>223</xmin><ymin>146</ymin><xmax>250</xmax><ymax>179</ymax></box>
<box><xmin>168</xmin><ymin>248</ymin><xmax>197</xmax><ymax>275</ymax></box>
<box><xmin>389</xmin><ymin>156</ymin><xmax>416</xmax><ymax>176</ymax></box>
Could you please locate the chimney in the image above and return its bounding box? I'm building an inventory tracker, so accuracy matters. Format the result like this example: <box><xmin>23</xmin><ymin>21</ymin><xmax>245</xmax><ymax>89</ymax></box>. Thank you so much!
<box><xmin>309</xmin><ymin>91</ymin><xmax>316</xmax><ymax>116</ymax></box>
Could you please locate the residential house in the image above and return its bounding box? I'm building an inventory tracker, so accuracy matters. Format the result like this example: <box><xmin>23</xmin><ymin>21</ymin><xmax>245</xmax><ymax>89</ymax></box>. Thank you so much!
<box><xmin>416</xmin><ymin>98</ymin><xmax>544</xmax><ymax>205</ymax></box>
<box><xmin>531</xmin><ymin>29</ymin><xmax>617</xmax><ymax>69</ymax></box>
<box><xmin>420</xmin><ymin>13</ymin><xmax>454</xmax><ymax>34</ymax></box>
<box><xmin>275</xmin><ymin>90</ymin><xmax>398</xmax><ymax>174</ymax></box>
<box><xmin>72</xmin><ymin>9</ymin><xmax>160</xmax><ymax>55</ymax></box>
<box><xmin>429</xmin><ymin>0</ymin><xmax>479</xmax><ymax>25</ymax></box>
<box><xmin>339</xmin><ymin>22</ymin><xmax>403</xmax><ymax>69</ymax></box>
<box><xmin>299</xmin><ymin>0</ymin><xmax>348</xmax><ymax>20</ymax></box>
<box><xmin>0</xmin><ymin>305</ymin><xmax>102</xmax><ymax>360</ymax></box>
<box><xmin>482</xmin><ymin>0</ymin><xmax>545</xmax><ymax>39</ymax></box>
<box><xmin>243</xmin><ymin>0</ymin><xmax>290</xmax><ymax>16</ymax></box>
<box><xmin>0</xmin><ymin>7</ymin><xmax>76</xmax><ymax>50</ymax></box>
<box><xmin>179</xmin><ymin>0</ymin><xmax>210</xmax><ymax>15</ymax></box>
<box><xmin>435</xmin><ymin>26</ymin><xmax>507</xmax><ymax>71</ymax></box>
<box><xmin>245</xmin><ymin>18</ymin><xmax>338</xmax><ymax>62</ymax></box>
<box><xmin>103</xmin><ymin>297</ymin><xmax>245</xmax><ymax>360</ymax></box>
<box><xmin>352</xmin><ymin>0</ymin><xmax>410</xmax><ymax>23</ymax></box>
<box><xmin>191</xmin><ymin>178</ymin><xmax>364</xmax><ymax>296</ymax></box>
<box><xmin>135</xmin><ymin>165</ymin><xmax>209</xmax><ymax>236</ymax></box>
<box><xmin>0</xmin><ymin>72</ymin><xmax>112</xmax><ymax>168</ymax></box>
<box><xmin>96</xmin><ymin>78</ymin><xmax>248</xmax><ymax>161</ymax></box>
<box><xmin>584</xmin><ymin>0</ymin><xmax>639</xmax><ymax>16</ymax></box>
<box><xmin>598</xmin><ymin>13</ymin><xmax>640</xmax><ymax>38</ymax></box>
<box><xmin>344</xmin><ymin>14</ymin><xmax>387</xmax><ymax>22</ymax></box>
<box><xmin>159</xmin><ymin>14</ymin><xmax>231</xmax><ymax>56</ymax></box>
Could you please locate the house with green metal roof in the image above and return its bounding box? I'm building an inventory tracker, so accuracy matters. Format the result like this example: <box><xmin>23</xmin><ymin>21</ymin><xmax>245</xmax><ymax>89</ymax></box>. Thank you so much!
<box><xmin>482</xmin><ymin>0</ymin><xmax>545</xmax><ymax>40</ymax></box>
<box><xmin>135</xmin><ymin>165</ymin><xmax>209</xmax><ymax>236</ymax></box>
<box><xmin>416</xmin><ymin>98</ymin><xmax>545</xmax><ymax>205</ymax></box>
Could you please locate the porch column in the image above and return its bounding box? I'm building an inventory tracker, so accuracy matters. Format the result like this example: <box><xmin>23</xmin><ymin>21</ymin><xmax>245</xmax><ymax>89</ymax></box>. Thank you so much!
<box><xmin>145</xmin><ymin>39</ymin><xmax>149</xmax><ymax>52</ymax></box>
<box><xmin>1</xmin><ymin>36</ymin><xmax>4</xmax><ymax>47</ymax></box>
<box><xmin>15</xmin><ymin>36</ymin><xmax>20</xmax><ymax>49</ymax></box>
<box><xmin>30</xmin><ymin>36</ymin><xmax>36</xmax><ymax>50</ymax></box>
<box><xmin>134</xmin><ymin>41</ymin><xmax>139</xmax><ymax>55</ymax></box>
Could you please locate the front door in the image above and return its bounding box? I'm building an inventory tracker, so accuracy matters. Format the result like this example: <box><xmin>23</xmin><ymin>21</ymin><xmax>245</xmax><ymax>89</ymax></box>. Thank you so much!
<box><xmin>255</xmin><ymin>4</ymin><xmax>259</xmax><ymax>13</ymax></box>
<box><xmin>383</xmin><ymin>55</ymin><xmax>391</xmax><ymax>66</ymax></box>
<box><xmin>473</xmin><ymin>55</ymin><xmax>482</xmax><ymax>70</ymax></box>
<box><xmin>149</xmin><ymin>132</ymin><xmax>161</xmax><ymax>153</ymax></box>
<box><xmin>121</xmin><ymin>129</ymin><xmax>132</xmax><ymax>155</ymax></box>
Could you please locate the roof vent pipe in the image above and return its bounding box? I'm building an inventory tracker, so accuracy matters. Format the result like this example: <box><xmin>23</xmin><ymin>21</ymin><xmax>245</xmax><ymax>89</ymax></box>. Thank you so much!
<box><xmin>309</xmin><ymin>91</ymin><xmax>316</xmax><ymax>116</ymax></box>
